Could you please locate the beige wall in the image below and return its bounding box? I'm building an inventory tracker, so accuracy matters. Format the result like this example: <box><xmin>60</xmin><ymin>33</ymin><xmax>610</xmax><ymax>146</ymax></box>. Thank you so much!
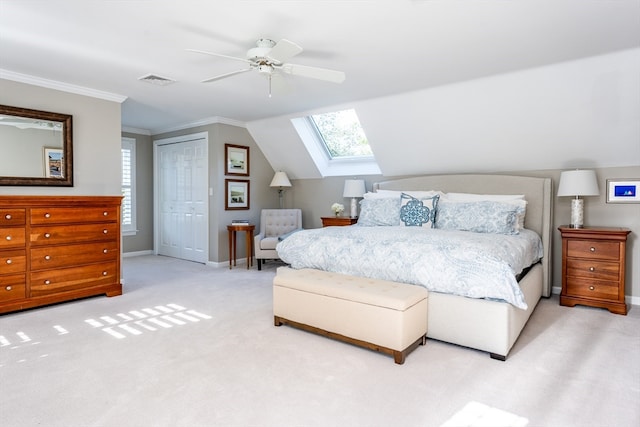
<box><xmin>0</xmin><ymin>79</ymin><xmax>122</xmax><ymax>196</ymax></box>
<box><xmin>149</xmin><ymin>122</ymin><xmax>278</xmax><ymax>264</ymax></box>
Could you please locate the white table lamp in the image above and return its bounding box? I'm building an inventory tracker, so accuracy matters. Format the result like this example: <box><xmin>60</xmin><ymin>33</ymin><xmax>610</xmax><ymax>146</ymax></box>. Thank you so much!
<box><xmin>557</xmin><ymin>169</ymin><xmax>600</xmax><ymax>228</ymax></box>
<box><xmin>270</xmin><ymin>171</ymin><xmax>292</xmax><ymax>209</ymax></box>
<box><xmin>343</xmin><ymin>179</ymin><xmax>366</xmax><ymax>218</ymax></box>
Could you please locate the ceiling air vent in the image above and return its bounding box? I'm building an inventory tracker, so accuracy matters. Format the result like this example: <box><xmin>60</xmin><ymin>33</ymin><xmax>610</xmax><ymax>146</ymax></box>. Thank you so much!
<box><xmin>138</xmin><ymin>74</ymin><xmax>176</xmax><ymax>86</ymax></box>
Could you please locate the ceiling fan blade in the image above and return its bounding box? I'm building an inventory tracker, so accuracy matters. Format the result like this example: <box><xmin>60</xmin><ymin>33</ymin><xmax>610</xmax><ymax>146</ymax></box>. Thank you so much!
<box><xmin>186</xmin><ymin>48</ymin><xmax>252</xmax><ymax>64</ymax></box>
<box><xmin>201</xmin><ymin>68</ymin><xmax>253</xmax><ymax>83</ymax></box>
<box><xmin>280</xmin><ymin>63</ymin><xmax>346</xmax><ymax>83</ymax></box>
<box><xmin>266</xmin><ymin>39</ymin><xmax>303</xmax><ymax>64</ymax></box>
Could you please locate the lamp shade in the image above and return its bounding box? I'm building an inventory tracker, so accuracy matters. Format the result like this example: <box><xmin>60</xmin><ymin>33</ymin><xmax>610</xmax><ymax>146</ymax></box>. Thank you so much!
<box><xmin>270</xmin><ymin>171</ymin><xmax>292</xmax><ymax>188</ymax></box>
<box><xmin>343</xmin><ymin>179</ymin><xmax>366</xmax><ymax>198</ymax></box>
<box><xmin>557</xmin><ymin>170</ymin><xmax>599</xmax><ymax>197</ymax></box>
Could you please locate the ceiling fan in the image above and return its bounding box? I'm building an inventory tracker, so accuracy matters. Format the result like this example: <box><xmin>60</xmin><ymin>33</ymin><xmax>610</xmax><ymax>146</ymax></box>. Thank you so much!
<box><xmin>187</xmin><ymin>38</ymin><xmax>346</xmax><ymax>95</ymax></box>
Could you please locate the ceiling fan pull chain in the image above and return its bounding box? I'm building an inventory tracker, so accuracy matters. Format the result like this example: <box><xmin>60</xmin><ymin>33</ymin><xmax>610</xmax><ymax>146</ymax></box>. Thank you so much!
<box><xmin>268</xmin><ymin>75</ymin><xmax>272</xmax><ymax>98</ymax></box>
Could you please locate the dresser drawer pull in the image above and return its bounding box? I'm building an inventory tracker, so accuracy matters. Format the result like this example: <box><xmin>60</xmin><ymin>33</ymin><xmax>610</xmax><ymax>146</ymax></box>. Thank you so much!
<box><xmin>44</xmin><ymin>213</ymin><xmax>51</xmax><ymax>218</ymax></box>
<box><xmin>44</xmin><ymin>233</ymin><xmax>51</xmax><ymax>238</ymax></box>
<box><xmin>44</xmin><ymin>255</ymin><xmax>51</xmax><ymax>260</ymax></box>
<box><xmin>103</xmin><ymin>229</ymin><xmax>108</xmax><ymax>234</ymax></box>
<box><xmin>103</xmin><ymin>211</ymin><xmax>108</xmax><ymax>216</ymax></box>
<box><xmin>5</xmin><ymin>235</ymin><xmax>11</xmax><ymax>241</ymax></box>
<box><xmin>102</xmin><ymin>271</ymin><xmax>108</xmax><ymax>276</ymax></box>
<box><xmin>590</xmin><ymin>247</ymin><xmax>595</xmax><ymax>252</ymax></box>
<box><xmin>103</xmin><ymin>249</ymin><xmax>108</xmax><ymax>254</ymax></box>
<box><xmin>589</xmin><ymin>267</ymin><xmax>595</xmax><ymax>272</ymax></box>
<box><xmin>44</xmin><ymin>280</ymin><xmax>51</xmax><ymax>285</ymax></box>
<box><xmin>5</xmin><ymin>286</ymin><xmax>12</xmax><ymax>291</ymax></box>
<box><xmin>6</xmin><ymin>259</ymin><xmax>12</xmax><ymax>264</ymax></box>
<box><xmin>589</xmin><ymin>286</ymin><xmax>595</xmax><ymax>290</ymax></box>
<box><xmin>4</xmin><ymin>214</ymin><xmax>11</xmax><ymax>220</ymax></box>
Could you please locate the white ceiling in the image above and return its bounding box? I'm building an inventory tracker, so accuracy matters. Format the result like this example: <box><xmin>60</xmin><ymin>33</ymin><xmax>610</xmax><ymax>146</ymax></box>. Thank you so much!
<box><xmin>1</xmin><ymin>1</ymin><xmax>639</xmax><ymax>134</ymax></box>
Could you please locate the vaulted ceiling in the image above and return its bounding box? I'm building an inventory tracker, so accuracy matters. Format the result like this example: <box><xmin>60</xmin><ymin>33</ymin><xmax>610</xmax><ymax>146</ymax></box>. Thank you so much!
<box><xmin>2</xmin><ymin>1</ymin><xmax>638</xmax><ymax>134</ymax></box>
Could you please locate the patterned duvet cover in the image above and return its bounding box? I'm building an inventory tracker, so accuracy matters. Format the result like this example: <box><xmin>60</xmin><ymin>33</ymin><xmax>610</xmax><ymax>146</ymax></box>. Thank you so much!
<box><xmin>275</xmin><ymin>225</ymin><xmax>543</xmax><ymax>309</ymax></box>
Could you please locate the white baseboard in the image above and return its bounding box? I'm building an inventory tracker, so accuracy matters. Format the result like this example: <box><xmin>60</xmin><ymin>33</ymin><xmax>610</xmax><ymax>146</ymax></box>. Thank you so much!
<box><xmin>123</xmin><ymin>250</ymin><xmax>154</xmax><ymax>258</ymax></box>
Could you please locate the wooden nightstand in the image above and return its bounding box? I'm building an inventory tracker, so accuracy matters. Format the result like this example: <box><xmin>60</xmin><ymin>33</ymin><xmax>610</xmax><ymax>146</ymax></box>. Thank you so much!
<box><xmin>321</xmin><ymin>216</ymin><xmax>358</xmax><ymax>227</ymax></box>
<box><xmin>559</xmin><ymin>226</ymin><xmax>631</xmax><ymax>315</ymax></box>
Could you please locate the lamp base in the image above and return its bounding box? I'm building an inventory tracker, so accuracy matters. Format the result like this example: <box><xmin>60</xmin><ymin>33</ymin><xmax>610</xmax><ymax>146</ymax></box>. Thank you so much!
<box><xmin>350</xmin><ymin>198</ymin><xmax>358</xmax><ymax>218</ymax></box>
<box><xmin>569</xmin><ymin>198</ymin><xmax>584</xmax><ymax>228</ymax></box>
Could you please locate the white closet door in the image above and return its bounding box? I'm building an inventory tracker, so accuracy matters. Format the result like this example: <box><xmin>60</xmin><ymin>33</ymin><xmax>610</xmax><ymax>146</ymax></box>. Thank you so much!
<box><xmin>156</xmin><ymin>136</ymin><xmax>208</xmax><ymax>263</ymax></box>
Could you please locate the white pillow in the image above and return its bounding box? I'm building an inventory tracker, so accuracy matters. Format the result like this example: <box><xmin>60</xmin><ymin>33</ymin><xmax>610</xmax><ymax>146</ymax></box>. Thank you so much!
<box><xmin>372</xmin><ymin>189</ymin><xmax>442</xmax><ymax>199</ymax></box>
<box><xmin>441</xmin><ymin>193</ymin><xmax>527</xmax><ymax>230</ymax></box>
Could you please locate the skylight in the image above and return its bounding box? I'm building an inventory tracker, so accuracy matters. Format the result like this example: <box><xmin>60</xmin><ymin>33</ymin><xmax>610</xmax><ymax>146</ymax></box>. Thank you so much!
<box><xmin>291</xmin><ymin>108</ymin><xmax>380</xmax><ymax>177</ymax></box>
<box><xmin>309</xmin><ymin>109</ymin><xmax>372</xmax><ymax>159</ymax></box>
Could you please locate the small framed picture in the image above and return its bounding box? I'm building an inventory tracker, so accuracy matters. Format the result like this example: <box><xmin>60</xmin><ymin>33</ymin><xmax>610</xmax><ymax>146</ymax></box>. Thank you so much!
<box><xmin>225</xmin><ymin>179</ymin><xmax>250</xmax><ymax>210</ymax></box>
<box><xmin>606</xmin><ymin>179</ymin><xmax>640</xmax><ymax>203</ymax></box>
<box><xmin>44</xmin><ymin>147</ymin><xmax>64</xmax><ymax>178</ymax></box>
<box><xmin>225</xmin><ymin>144</ymin><xmax>249</xmax><ymax>176</ymax></box>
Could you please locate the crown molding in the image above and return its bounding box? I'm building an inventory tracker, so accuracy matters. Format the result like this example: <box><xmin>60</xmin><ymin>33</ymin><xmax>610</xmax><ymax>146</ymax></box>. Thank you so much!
<box><xmin>151</xmin><ymin>116</ymin><xmax>246</xmax><ymax>135</ymax></box>
<box><xmin>0</xmin><ymin>69</ymin><xmax>127</xmax><ymax>103</ymax></box>
<box><xmin>122</xmin><ymin>126</ymin><xmax>152</xmax><ymax>136</ymax></box>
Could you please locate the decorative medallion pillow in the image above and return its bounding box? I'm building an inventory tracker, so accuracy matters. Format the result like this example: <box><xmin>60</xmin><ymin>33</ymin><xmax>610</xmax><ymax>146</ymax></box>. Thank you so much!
<box><xmin>399</xmin><ymin>193</ymin><xmax>439</xmax><ymax>227</ymax></box>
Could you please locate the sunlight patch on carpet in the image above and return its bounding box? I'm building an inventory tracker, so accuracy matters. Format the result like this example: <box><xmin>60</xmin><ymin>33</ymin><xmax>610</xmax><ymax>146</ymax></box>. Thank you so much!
<box><xmin>85</xmin><ymin>304</ymin><xmax>211</xmax><ymax>339</ymax></box>
<box><xmin>441</xmin><ymin>401</ymin><xmax>529</xmax><ymax>427</ymax></box>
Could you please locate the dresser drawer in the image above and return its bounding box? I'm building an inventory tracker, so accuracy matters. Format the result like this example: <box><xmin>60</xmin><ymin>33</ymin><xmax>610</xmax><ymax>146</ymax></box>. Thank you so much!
<box><xmin>31</xmin><ymin>241</ymin><xmax>119</xmax><ymax>270</ymax></box>
<box><xmin>0</xmin><ymin>209</ymin><xmax>26</xmax><ymax>226</ymax></box>
<box><xmin>0</xmin><ymin>250</ymin><xmax>26</xmax><ymax>274</ymax></box>
<box><xmin>30</xmin><ymin>223</ymin><xmax>118</xmax><ymax>246</ymax></box>
<box><xmin>0</xmin><ymin>228</ymin><xmax>26</xmax><ymax>249</ymax></box>
<box><xmin>30</xmin><ymin>262</ymin><xmax>118</xmax><ymax>296</ymax></box>
<box><xmin>566</xmin><ymin>277</ymin><xmax>620</xmax><ymax>301</ymax></box>
<box><xmin>0</xmin><ymin>275</ymin><xmax>26</xmax><ymax>302</ymax></box>
<box><xmin>566</xmin><ymin>240</ymin><xmax>620</xmax><ymax>261</ymax></box>
<box><xmin>31</xmin><ymin>206</ymin><xmax>119</xmax><ymax>225</ymax></box>
<box><xmin>566</xmin><ymin>258</ymin><xmax>620</xmax><ymax>281</ymax></box>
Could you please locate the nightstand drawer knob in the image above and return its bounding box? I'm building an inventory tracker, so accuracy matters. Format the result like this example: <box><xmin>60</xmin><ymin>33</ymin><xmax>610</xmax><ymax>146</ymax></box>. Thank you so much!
<box><xmin>590</xmin><ymin>247</ymin><xmax>595</xmax><ymax>252</ymax></box>
<box><xmin>589</xmin><ymin>267</ymin><xmax>595</xmax><ymax>272</ymax></box>
<box><xmin>589</xmin><ymin>286</ymin><xmax>595</xmax><ymax>290</ymax></box>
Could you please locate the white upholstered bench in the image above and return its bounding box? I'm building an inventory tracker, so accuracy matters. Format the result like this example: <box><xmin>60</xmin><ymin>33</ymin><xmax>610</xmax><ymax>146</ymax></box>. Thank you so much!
<box><xmin>273</xmin><ymin>267</ymin><xmax>429</xmax><ymax>364</ymax></box>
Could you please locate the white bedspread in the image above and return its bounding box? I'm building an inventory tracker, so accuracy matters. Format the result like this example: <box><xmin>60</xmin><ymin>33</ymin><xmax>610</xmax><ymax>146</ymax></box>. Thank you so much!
<box><xmin>276</xmin><ymin>226</ymin><xmax>543</xmax><ymax>309</ymax></box>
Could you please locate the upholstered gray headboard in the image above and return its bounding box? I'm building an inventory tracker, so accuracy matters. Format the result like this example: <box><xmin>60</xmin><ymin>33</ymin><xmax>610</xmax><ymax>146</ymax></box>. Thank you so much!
<box><xmin>373</xmin><ymin>174</ymin><xmax>553</xmax><ymax>297</ymax></box>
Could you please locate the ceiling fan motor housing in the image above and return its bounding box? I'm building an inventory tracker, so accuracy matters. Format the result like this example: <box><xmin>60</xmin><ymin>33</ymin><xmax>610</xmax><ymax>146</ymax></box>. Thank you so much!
<box><xmin>247</xmin><ymin>39</ymin><xmax>277</xmax><ymax>62</ymax></box>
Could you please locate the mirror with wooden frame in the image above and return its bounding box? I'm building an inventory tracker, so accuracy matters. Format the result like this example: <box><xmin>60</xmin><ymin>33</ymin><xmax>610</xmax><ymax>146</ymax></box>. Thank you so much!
<box><xmin>0</xmin><ymin>104</ymin><xmax>73</xmax><ymax>186</ymax></box>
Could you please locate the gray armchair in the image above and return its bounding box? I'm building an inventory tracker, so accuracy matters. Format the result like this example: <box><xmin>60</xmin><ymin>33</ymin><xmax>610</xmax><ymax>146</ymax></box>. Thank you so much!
<box><xmin>254</xmin><ymin>209</ymin><xmax>302</xmax><ymax>270</ymax></box>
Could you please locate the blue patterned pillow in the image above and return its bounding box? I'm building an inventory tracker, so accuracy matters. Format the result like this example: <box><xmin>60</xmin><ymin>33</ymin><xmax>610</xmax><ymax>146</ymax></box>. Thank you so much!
<box><xmin>399</xmin><ymin>193</ymin><xmax>439</xmax><ymax>227</ymax></box>
<box><xmin>435</xmin><ymin>200</ymin><xmax>525</xmax><ymax>234</ymax></box>
<box><xmin>357</xmin><ymin>197</ymin><xmax>401</xmax><ymax>226</ymax></box>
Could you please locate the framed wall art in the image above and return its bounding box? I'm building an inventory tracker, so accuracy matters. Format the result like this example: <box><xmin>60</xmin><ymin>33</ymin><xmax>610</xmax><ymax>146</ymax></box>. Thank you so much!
<box><xmin>43</xmin><ymin>147</ymin><xmax>64</xmax><ymax>178</ymax></box>
<box><xmin>225</xmin><ymin>143</ymin><xmax>249</xmax><ymax>176</ymax></box>
<box><xmin>225</xmin><ymin>179</ymin><xmax>250</xmax><ymax>210</ymax></box>
<box><xmin>606</xmin><ymin>178</ymin><xmax>640</xmax><ymax>203</ymax></box>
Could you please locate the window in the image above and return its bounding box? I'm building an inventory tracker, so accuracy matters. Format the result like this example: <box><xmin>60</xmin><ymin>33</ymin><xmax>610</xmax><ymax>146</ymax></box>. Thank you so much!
<box><xmin>292</xmin><ymin>108</ymin><xmax>380</xmax><ymax>177</ymax></box>
<box><xmin>121</xmin><ymin>137</ymin><xmax>137</xmax><ymax>235</ymax></box>
<box><xmin>309</xmin><ymin>109</ymin><xmax>373</xmax><ymax>158</ymax></box>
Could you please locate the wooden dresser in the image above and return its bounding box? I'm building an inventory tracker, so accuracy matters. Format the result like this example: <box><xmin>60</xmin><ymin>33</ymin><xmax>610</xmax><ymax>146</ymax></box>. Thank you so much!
<box><xmin>558</xmin><ymin>226</ymin><xmax>631</xmax><ymax>315</ymax></box>
<box><xmin>0</xmin><ymin>196</ymin><xmax>122</xmax><ymax>314</ymax></box>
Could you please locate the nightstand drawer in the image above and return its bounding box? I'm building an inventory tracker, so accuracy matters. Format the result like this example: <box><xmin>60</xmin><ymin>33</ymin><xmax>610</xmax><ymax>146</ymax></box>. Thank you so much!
<box><xmin>566</xmin><ymin>240</ymin><xmax>620</xmax><ymax>261</ymax></box>
<box><xmin>566</xmin><ymin>259</ymin><xmax>620</xmax><ymax>281</ymax></box>
<box><xmin>566</xmin><ymin>277</ymin><xmax>620</xmax><ymax>300</ymax></box>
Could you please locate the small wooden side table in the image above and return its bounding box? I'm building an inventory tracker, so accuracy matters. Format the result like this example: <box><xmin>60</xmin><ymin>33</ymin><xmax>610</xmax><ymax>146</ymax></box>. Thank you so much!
<box><xmin>227</xmin><ymin>224</ymin><xmax>255</xmax><ymax>269</ymax></box>
<box><xmin>558</xmin><ymin>226</ymin><xmax>631</xmax><ymax>315</ymax></box>
<box><xmin>321</xmin><ymin>216</ymin><xmax>358</xmax><ymax>227</ymax></box>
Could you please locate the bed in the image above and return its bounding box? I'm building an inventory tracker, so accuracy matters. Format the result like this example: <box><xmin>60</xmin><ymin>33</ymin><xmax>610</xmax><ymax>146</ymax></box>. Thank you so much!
<box><xmin>275</xmin><ymin>174</ymin><xmax>553</xmax><ymax>360</ymax></box>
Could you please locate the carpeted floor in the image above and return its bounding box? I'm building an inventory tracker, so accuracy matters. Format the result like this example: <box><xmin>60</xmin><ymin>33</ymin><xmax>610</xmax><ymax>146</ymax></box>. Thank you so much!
<box><xmin>1</xmin><ymin>255</ymin><xmax>639</xmax><ymax>427</ymax></box>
